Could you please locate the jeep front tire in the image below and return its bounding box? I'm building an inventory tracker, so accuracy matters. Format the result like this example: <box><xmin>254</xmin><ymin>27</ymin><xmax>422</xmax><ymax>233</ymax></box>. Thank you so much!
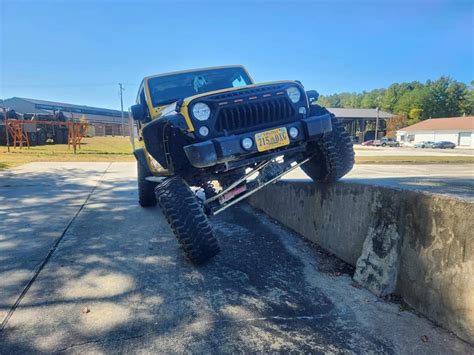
<box><xmin>155</xmin><ymin>177</ymin><xmax>220</xmax><ymax>265</ymax></box>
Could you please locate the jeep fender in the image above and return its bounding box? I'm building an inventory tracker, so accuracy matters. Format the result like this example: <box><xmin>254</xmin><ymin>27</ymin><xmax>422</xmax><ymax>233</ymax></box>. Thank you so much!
<box><xmin>142</xmin><ymin>113</ymin><xmax>193</xmax><ymax>172</ymax></box>
<box><xmin>133</xmin><ymin>148</ymin><xmax>151</xmax><ymax>172</ymax></box>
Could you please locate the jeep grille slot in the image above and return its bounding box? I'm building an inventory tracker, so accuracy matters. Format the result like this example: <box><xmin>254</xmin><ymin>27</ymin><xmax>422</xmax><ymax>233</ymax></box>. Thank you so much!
<box><xmin>208</xmin><ymin>85</ymin><xmax>286</xmax><ymax>101</ymax></box>
<box><xmin>215</xmin><ymin>97</ymin><xmax>295</xmax><ymax>132</ymax></box>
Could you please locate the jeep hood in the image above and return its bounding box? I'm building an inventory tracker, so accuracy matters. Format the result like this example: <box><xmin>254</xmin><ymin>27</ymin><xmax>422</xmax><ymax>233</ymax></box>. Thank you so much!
<box><xmin>182</xmin><ymin>80</ymin><xmax>301</xmax><ymax>106</ymax></box>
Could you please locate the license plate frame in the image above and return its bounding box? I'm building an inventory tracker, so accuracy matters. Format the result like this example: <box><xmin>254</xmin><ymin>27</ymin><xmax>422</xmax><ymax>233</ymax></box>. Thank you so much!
<box><xmin>255</xmin><ymin>127</ymin><xmax>290</xmax><ymax>152</ymax></box>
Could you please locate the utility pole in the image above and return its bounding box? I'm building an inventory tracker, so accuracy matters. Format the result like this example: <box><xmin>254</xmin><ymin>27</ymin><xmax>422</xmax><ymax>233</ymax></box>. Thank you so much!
<box><xmin>374</xmin><ymin>107</ymin><xmax>380</xmax><ymax>141</ymax></box>
<box><xmin>3</xmin><ymin>107</ymin><xmax>10</xmax><ymax>152</ymax></box>
<box><xmin>119</xmin><ymin>83</ymin><xmax>125</xmax><ymax>136</ymax></box>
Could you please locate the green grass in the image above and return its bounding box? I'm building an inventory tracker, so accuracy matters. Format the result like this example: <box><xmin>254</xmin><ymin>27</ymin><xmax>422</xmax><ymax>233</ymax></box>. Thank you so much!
<box><xmin>0</xmin><ymin>136</ymin><xmax>135</xmax><ymax>169</ymax></box>
<box><xmin>17</xmin><ymin>136</ymin><xmax>133</xmax><ymax>154</ymax></box>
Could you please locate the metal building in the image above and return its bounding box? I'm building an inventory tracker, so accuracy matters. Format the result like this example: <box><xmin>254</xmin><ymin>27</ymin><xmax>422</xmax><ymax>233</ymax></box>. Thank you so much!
<box><xmin>327</xmin><ymin>108</ymin><xmax>394</xmax><ymax>142</ymax></box>
<box><xmin>1</xmin><ymin>97</ymin><xmax>128</xmax><ymax>136</ymax></box>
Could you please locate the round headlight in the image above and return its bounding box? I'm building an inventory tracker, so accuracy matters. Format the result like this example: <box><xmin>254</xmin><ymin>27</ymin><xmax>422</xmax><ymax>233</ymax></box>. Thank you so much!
<box><xmin>192</xmin><ymin>102</ymin><xmax>211</xmax><ymax>121</ymax></box>
<box><xmin>286</xmin><ymin>87</ymin><xmax>301</xmax><ymax>103</ymax></box>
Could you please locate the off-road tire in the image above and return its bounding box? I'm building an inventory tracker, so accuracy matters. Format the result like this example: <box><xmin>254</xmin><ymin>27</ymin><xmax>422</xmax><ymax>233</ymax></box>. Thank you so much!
<box><xmin>54</xmin><ymin>130</ymin><xmax>64</xmax><ymax>144</ymax></box>
<box><xmin>301</xmin><ymin>105</ymin><xmax>354</xmax><ymax>183</ymax></box>
<box><xmin>155</xmin><ymin>176</ymin><xmax>220</xmax><ymax>265</ymax></box>
<box><xmin>37</xmin><ymin>130</ymin><xmax>47</xmax><ymax>145</ymax></box>
<box><xmin>137</xmin><ymin>160</ymin><xmax>157</xmax><ymax>207</ymax></box>
<box><xmin>28</xmin><ymin>132</ymin><xmax>38</xmax><ymax>146</ymax></box>
<box><xmin>63</xmin><ymin>130</ymin><xmax>69</xmax><ymax>144</ymax></box>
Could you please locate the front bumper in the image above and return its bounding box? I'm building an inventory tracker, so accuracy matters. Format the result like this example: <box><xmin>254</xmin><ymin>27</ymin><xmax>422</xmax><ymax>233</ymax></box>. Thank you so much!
<box><xmin>183</xmin><ymin>113</ymin><xmax>332</xmax><ymax>168</ymax></box>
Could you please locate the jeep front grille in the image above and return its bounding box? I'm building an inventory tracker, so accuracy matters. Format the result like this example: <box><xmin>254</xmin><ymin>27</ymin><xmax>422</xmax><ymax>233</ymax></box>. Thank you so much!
<box><xmin>215</xmin><ymin>97</ymin><xmax>295</xmax><ymax>132</ymax></box>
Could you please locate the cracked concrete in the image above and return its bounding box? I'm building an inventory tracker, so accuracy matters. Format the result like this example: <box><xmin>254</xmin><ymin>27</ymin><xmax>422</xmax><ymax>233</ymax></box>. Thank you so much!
<box><xmin>353</xmin><ymin>196</ymin><xmax>402</xmax><ymax>297</ymax></box>
<box><xmin>0</xmin><ymin>162</ymin><xmax>472</xmax><ymax>353</ymax></box>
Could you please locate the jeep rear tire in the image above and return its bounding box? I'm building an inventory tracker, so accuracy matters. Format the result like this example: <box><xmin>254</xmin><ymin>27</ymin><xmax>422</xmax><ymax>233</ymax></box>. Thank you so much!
<box><xmin>54</xmin><ymin>130</ymin><xmax>64</xmax><ymax>144</ymax></box>
<box><xmin>28</xmin><ymin>132</ymin><xmax>38</xmax><ymax>146</ymax></box>
<box><xmin>155</xmin><ymin>176</ymin><xmax>220</xmax><ymax>265</ymax></box>
<box><xmin>37</xmin><ymin>130</ymin><xmax>47</xmax><ymax>145</ymax></box>
<box><xmin>301</xmin><ymin>105</ymin><xmax>354</xmax><ymax>183</ymax></box>
<box><xmin>63</xmin><ymin>130</ymin><xmax>69</xmax><ymax>144</ymax></box>
<box><xmin>137</xmin><ymin>160</ymin><xmax>157</xmax><ymax>207</ymax></box>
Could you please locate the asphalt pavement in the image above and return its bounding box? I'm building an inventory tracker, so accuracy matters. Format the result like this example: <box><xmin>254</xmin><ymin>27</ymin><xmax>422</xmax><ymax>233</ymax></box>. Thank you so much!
<box><xmin>0</xmin><ymin>162</ymin><xmax>472</xmax><ymax>353</ymax></box>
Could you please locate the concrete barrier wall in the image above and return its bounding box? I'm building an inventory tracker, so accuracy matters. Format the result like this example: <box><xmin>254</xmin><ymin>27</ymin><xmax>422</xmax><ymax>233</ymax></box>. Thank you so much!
<box><xmin>248</xmin><ymin>181</ymin><xmax>473</xmax><ymax>343</ymax></box>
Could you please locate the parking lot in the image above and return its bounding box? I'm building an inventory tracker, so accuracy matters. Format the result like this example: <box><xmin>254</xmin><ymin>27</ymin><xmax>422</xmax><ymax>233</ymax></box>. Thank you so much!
<box><xmin>286</xmin><ymin>163</ymin><xmax>474</xmax><ymax>201</ymax></box>
<box><xmin>355</xmin><ymin>146</ymin><xmax>474</xmax><ymax>157</ymax></box>
<box><xmin>0</xmin><ymin>162</ymin><xmax>472</xmax><ymax>353</ymax></box>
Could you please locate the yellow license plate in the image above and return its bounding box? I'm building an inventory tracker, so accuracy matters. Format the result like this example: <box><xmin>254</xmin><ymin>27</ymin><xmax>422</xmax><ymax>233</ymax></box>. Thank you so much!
<box><xmin>255</xmin><ymin>127</ymin><xmax>290</xmax><ymax>152</ymax></box>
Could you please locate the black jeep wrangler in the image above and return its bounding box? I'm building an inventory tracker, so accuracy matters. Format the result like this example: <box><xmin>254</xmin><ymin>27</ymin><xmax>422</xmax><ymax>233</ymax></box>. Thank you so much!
<box><xmin>131</xmin><ymin>65</ymin><xmax>354</xmax><ymax>264</ymax></box>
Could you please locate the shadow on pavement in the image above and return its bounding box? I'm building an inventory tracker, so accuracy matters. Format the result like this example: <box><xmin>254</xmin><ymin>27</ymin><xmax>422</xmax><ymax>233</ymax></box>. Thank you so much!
<box><xmin>0</xmin><ymin>165</ymin><xmax>391</xmax><ymax>353</ymax></box>
<box><xmin>0</xmin><ymin>163</ymin><xmax>471</xmax><ymax>353</ymax></box>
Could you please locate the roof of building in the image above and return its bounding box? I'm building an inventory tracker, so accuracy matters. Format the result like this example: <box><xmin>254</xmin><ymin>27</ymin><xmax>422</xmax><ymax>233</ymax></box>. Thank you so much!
<box><xmin>8</xmin><ymin>97</ymin><xmax>122</xmax><ymax>115</ymax></box>
<box><xmin>398</xmin><ymin>116</ymin><xmax>474</xmax><ymax>132</ymax></box>
<box><xmin>327</xmin><ymin>107</ymin><xmax>394</xmax><ymax>119</ymax></box>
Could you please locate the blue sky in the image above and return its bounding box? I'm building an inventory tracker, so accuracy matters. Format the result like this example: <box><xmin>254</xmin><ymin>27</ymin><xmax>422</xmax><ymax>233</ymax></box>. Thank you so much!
<box><xmin>1</xmin><ymin>0</ymin><xmax>472</xmax><ymax>110</ymax></box>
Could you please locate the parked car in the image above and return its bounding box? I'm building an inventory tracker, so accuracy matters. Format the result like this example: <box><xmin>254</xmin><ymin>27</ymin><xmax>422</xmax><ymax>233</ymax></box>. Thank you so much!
<box><xmin>362</xmin><ymin>140</ymin><xmax>375</xmax><ymax>146</ymax></box>
<box><xmin>432</xmin><ymin>141</ymin><xmax>456</xmax><ymax>149</ymax></box>
<box><xmin>414</xmin><ymin>141</ymin><xmax>435</xmax><ymax>148</ymax></box>
<box><xmin>374</xmin><ymin>137</ymin><xmax>400</xmax><ymax>147</ymax></box>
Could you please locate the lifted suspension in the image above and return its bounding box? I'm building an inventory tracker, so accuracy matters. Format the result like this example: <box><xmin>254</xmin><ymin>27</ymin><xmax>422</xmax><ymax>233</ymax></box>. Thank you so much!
<box><xmin>204</xmin><ymin>155</ymin><xmax>313</xmax><ymax>216</ymax></box>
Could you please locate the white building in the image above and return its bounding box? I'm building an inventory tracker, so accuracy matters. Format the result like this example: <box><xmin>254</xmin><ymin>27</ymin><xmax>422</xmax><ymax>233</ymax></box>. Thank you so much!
<box><xmin>397</xmin><ymin>116</ymin><xmax>474</xmax><ymax>148</ymax></box>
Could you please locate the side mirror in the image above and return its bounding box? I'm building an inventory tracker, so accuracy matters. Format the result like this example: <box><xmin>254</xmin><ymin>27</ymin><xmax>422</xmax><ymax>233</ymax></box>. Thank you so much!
<box><xmin>131</xmin><ymin>104</ymin><xmax>146</xmax><ymax>121</ymax></box>
<box><xmin>306</xmin><ymin>90</ymin><xmax>319</xmax><ymax>103</ymax></box>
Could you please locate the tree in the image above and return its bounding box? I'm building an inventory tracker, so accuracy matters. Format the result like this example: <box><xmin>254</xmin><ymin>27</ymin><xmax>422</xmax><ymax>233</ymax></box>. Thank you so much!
<box><xmin>422</xmin><ymin>77</ymin><xmax>468</xmax><ymax>118</ymax></box>
<box><xmin>316</xmin><ymin>76</ymin><xmax>471</xmax><ymax>124</ymax></box>
<box><xmin>360</xmin><ymin>89</ymin><xmax>384</xmax><ymax>108</ymax></box>
<box><xmin>408</xmin><ymin>108</ymin><xmax>422</xmax><ymax>125</ymax></box>
<box><xmin>317</xmin><ymin>94</ymin><xmax>341</xmax><ymax>108</ymax></box>
<box><xmin>463</xmin><ymin>81</ymin><xmax>474</xmax><ymax>116</ymax></box>
<box><xmin>385</xmin><ymin>115</ymin><xmax>407</xmax><ymax>138</ymax></box>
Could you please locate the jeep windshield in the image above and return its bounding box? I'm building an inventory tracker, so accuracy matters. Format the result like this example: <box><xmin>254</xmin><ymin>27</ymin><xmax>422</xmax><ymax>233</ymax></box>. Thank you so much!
<box><xmin>147</xmin><ymin>67</ymin><xmax>252</xmax><ymax>107</ymax></box>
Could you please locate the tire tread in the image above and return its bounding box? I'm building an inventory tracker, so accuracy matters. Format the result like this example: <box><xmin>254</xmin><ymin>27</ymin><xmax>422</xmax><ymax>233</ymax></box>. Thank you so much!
<box><xmin>302</xmin><ymin>105</ymin><xmax>355</xmax><ymax>182</ymax></box>
<box><xmin>137</xmin><ymin>161</ymin><xmax>157</xmax><ymax>207</ymax></box>
<box><xmin>155</xmin><ymin>177</ymin><xmax>219</xmax><ymax>265</ymax></box>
